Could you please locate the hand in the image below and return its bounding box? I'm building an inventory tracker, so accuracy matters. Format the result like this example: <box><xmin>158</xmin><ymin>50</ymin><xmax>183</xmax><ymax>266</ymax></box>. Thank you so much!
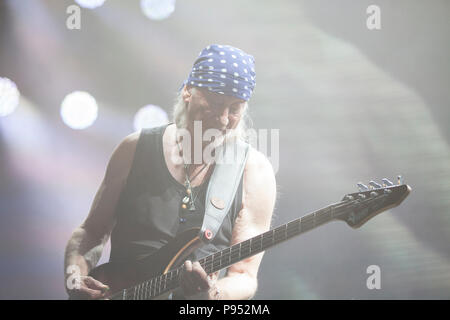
<box><xmin>179</xmin><ymin>260</ymin><xmax>220</xmax><ymax>300</ymax></box>
<box><xmin>68</xmin><ymin>276</ymin><xmax>110</xmax><ymax>300</ymax></box>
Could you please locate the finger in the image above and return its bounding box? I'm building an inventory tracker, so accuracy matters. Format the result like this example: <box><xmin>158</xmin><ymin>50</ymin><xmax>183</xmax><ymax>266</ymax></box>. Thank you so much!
<box><xmin>77</xmin><ymin>286</ymin><xmax>105</xmax><ymax>300</ymax></box>
<box><xmin>207</xmin><ymin>272</ymin><xmax>219</xmax><ymax>288</ymax></box>
<box><xmin>83</xmin><ymin>276</ymin><xmax>110</xmax><ymax>292</ymax></box>
<box><xmin>180</xmin><ymin>261</ymin><xmax>196</xmax><ymax>295</ymax></box>
<box><xmin>184</xmin><ymin>260</ymin><xmax>193</xmax><ymax>272</ymax></box>
<box><xmin>191</xmin><ymin>262</ymin><xmax>210</xmax><ymax>291</ymax></box>
<box><xmin>209</xmin><ymin>271</ymin><xmax>219</xmax><ymax>282</ymax></box>
<box><xmin>183</xmin><ymin>261</ymin><xmax>209</xmax><ymax>296</ymax></box>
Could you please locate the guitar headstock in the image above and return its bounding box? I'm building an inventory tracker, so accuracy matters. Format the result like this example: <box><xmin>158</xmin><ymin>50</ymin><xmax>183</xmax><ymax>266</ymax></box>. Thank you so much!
<box><xmin>336</xmin><ymin>176</ymin><xmax>411</xmax><ymax>228</ymax></box>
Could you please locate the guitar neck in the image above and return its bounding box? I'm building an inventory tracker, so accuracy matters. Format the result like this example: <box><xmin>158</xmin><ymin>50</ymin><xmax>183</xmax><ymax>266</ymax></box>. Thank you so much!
<box><xmin>197</xmin><ymin>200</ymin><xmax>351</xmax><ymax>274</ymax></box>
<box><xmin>113</xmin><ymin>199</ymin><xmax>355</xmax><ymax>300</ymax></box>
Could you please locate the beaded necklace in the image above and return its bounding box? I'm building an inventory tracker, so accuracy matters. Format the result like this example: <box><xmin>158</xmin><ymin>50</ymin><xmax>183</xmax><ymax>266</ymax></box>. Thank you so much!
<box><xmin>176</xmin><ymin>139</ymin><xmax>209</xmax><ymax>211</ymax></box>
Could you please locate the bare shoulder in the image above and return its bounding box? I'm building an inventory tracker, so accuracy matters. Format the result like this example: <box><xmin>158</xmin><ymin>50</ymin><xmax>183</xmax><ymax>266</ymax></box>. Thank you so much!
<box><xmin>122</xmin><ymin>130</ymin><xmax>140</xmax><ymax>144</ymax></box>
<box><xmin>246</xmin><ymin>146</ymin><xmax>274</xmax><ymax>170</ymax></box>
<box><xmin>240</xmin><ymin>146</ymin><xmax>277</xmax><ymax>230</ymax></box>
<box><xmin>114</xmin><ymin>131</ymin><xmax>140</xmax><ymax>158</ymax></box>
<box><xmin>244</xmin><ymin>146</ymin><xmax>276</xmax><ymax>194</ymax></box>
<box><xmin>104</xmin><ymin>131</ymin><xmax>140</xmax><ymax>184</ymax></box>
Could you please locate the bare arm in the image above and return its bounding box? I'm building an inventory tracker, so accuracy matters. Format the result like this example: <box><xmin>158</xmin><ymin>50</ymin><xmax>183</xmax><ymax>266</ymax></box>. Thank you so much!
<box><xmin>180</xmin><ymin>148</ymin><xmax>277</xmax><ymax>299</ymax></box>
<box><xmin>64</xmin><ymin>132</ymin><xmax>139</xmax><ymax>298</ymax></box>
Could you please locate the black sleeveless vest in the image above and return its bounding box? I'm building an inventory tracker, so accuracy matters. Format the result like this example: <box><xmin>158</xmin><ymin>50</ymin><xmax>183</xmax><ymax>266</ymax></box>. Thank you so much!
<box><xmin>109</xmin><ymin>124</ymin><xmax>243</xmax><ymax>265</ymax></box>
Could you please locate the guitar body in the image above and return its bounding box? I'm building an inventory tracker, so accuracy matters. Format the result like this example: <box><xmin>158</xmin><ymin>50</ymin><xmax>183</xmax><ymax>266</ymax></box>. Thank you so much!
<box><xmin>88</xmin><ymin>228</ymin><xmax>203</xmax><ymax>300</ymax></box>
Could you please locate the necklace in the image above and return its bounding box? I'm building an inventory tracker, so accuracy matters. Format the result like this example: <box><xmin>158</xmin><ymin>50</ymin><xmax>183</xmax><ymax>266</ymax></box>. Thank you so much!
<box><xmin>176</xmin><ymin>139</ymin><xmax>209</xmax><ymax>212</ymax></box>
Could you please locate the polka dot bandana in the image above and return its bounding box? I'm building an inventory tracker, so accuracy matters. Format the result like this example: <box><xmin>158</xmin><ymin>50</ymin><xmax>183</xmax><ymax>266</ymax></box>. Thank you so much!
<box><xmin>182</xmin><ymin>44</ymin><xmax>256</xmax><ymax>101</ymax></box>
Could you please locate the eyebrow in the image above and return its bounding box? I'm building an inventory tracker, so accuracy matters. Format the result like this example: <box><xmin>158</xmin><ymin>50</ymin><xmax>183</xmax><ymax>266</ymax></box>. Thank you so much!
<box><xmin>203</xmin><ymin>92</ymin><xmax>243</xmax><ymax>105</ymax></box>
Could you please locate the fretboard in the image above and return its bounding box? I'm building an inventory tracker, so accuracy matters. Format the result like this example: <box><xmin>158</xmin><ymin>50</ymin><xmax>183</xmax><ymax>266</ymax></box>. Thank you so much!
<box><xmin>112</xmin><ymin>200</ymin><xmax>354</xmax><ymax>300</ymax></box>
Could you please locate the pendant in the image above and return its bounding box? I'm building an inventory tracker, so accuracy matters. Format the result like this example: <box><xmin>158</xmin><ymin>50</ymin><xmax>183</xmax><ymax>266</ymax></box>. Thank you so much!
<box><xmin>182</xmin><ymin>196</ymin><xmax>190</xmax><ymax>204</ymax></box>
<box><xmin>188</xmin><ymin>201</ymin><xmax>196</xmax><ymax>212</ymax></box>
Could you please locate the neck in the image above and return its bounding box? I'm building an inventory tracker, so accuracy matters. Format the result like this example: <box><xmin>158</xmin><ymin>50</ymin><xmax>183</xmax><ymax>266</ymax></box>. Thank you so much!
<box><xmin>176</xmin><ymin>124</ymin><xmax>227</xmax><ymax>166</ymax></box>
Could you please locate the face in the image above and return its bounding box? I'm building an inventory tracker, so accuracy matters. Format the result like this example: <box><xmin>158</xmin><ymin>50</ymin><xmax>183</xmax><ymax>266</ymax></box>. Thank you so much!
<box><xmin>182</xmin><ymin>85</ymin><xmax>246</xmax><ymax>133</ymax></box>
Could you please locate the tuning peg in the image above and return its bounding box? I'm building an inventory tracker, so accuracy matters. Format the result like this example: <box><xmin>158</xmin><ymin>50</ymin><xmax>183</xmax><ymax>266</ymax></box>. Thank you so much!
<box><xmin>369</xmin><ymin>180</ymin><xmax>382</xmax><ymax>189</ymax></box>
<box><xmin>357</xmin><ymin>182</ymin><xmax>369</xmax><ymax>192</ymax></box>
<box><xmin>397</xmin><ymin>175</ymin><xmax>404</xmax><ymax>185</ymax></box>
<box><xmin>382</xmin><ymin>178</ymin><xmax>394</xmax><ymax>187</ymax></box>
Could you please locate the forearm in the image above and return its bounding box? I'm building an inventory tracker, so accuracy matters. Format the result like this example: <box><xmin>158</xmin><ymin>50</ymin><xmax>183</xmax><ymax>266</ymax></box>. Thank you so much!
<box><xmin>64</xmin><ymin>226</ymin><xmax>106</xmax><ymax>279</ymax></box>
<box><xmin>215</xmin><ymin>272</ymin><xmax>257</xmax><ymax>300</ymax></box>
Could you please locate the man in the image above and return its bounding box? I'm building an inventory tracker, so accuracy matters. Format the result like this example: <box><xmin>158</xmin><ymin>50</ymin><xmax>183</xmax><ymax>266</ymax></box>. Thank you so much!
<box><xmin>64</xmin><ymin>44</ymin><xmax>276</xmax><ymax>300</ymax></box>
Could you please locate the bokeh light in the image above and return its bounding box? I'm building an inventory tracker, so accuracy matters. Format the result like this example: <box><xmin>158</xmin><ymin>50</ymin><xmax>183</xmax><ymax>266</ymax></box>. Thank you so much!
<box><xmin>60</xmin><ymin>91</ymin><xmax>98</xmax><ymax>130</ymax></box>
<box><xmin>133</xmin><ymin>104</ymin><xmax>169</xmax><ymax>131</ymax></box>
<box><xmin>74</xmin><ymin>0</ymin><xmax>106</xmax><ymax>9</ymax></box>
<box><xmin>0</xmin><ymin>77</ymin><xmax>20</xmax><ymax>117</ymax></box>
<box><xmin>140</xmin><ymin>0</ymin><xmax>176</xmax><ymax>20</ymax></box>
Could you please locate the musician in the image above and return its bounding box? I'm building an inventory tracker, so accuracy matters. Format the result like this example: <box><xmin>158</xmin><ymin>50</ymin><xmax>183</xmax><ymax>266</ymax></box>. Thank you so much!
<box><xmin>64</xmin><ymin>44</ymin><xmax>277</xmax><ymax>300</ymax></box>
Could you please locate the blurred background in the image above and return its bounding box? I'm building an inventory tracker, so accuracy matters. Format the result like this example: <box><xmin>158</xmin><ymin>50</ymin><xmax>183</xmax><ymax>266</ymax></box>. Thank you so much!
<box><xmin>0</xmin><ymin>0</ymin><xmax>449</xmax><ymax>299</ymax></box>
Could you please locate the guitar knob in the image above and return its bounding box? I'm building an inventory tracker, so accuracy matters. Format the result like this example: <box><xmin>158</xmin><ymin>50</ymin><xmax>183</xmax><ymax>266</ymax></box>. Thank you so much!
<box><xmin>382</xmin><ymin>178</ymin><xmax>394</xmax><ymax>187</ymax></box>
<box><xmin>397</xmin><ymin>175</ymin><xmax>404</xmax><ymax>185</ymax></box>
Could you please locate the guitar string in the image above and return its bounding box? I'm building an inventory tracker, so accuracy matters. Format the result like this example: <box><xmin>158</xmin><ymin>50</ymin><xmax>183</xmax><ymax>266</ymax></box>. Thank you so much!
<box><xmin>115</xmin><ymin>194</ymin><xmax>388</xmax><ymax>299</ymax></box>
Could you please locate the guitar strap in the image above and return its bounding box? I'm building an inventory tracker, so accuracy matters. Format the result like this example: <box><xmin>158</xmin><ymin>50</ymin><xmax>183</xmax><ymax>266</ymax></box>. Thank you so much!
<box><xmin>199</xmin><ymin>138</ymin><xmax>250</xmax><ymax>243</ymax></box>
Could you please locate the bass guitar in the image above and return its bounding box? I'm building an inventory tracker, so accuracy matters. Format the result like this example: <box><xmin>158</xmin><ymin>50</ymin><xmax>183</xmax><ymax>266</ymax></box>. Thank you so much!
<box><xmin>86</xmin><ymin>177</ymin><xmax>411</xmax><ymax>300</ymax></box>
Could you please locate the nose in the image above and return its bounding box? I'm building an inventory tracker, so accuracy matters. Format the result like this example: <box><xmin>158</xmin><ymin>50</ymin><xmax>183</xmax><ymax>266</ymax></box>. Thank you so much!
<box><xmin>217</xmin><ymin>108</ymin><xmax>229</xmax><ymax>127</ymax></box>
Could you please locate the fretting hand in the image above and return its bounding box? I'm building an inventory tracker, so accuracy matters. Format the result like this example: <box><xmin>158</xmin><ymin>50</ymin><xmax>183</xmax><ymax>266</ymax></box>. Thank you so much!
<box><xmin>179</xmin><ymin>260</ymin><xmax>221</xmax><ymax>300</ymax></box>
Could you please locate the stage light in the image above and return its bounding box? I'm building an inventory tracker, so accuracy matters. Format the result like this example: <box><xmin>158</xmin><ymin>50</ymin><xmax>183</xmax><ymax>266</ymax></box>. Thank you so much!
<box><xmin>133</xmin><ymin>104</ymin><xmax>168</xmax><ymax>131</ymax></box>
<box><xmin>0</xmin><ymin>77</ymin><xmax>20</xmax><ymax>117</ymax></box>
<box><xmin>60</xmin><ymin>91</ymin><xmax>98</xmax><ymax>130</ymax></box>
<box><xmin>74</xmin><ymin>0</ymin><xmax>106</xmax><ymax>9</ymax></box>
<box><xmin>140</xmin><ymin>0</ymin><xmax>176</xmax><ymax>20</ymax></box>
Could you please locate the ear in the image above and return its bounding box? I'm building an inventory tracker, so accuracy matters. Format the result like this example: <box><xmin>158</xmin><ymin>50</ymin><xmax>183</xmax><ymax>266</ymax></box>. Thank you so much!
<box><xmin>182</xmin><ymin>85</ymin><xmax>193</xmax><ymax>103</ymax></box>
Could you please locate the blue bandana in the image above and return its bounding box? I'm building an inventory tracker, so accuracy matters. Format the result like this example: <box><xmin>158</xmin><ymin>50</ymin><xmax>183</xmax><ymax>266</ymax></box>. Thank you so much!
<box><xmin>182</xmin><ymin>44</ymin><xmax>256</xmax><ymax>101</ymax></box>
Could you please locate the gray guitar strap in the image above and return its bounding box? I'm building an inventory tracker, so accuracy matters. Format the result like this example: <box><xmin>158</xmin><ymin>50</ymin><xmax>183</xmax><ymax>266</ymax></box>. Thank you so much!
<box><xmin>199</xmin><ymin>139</ymin><xmax>250</xmax><ymax>243</ymax></box>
